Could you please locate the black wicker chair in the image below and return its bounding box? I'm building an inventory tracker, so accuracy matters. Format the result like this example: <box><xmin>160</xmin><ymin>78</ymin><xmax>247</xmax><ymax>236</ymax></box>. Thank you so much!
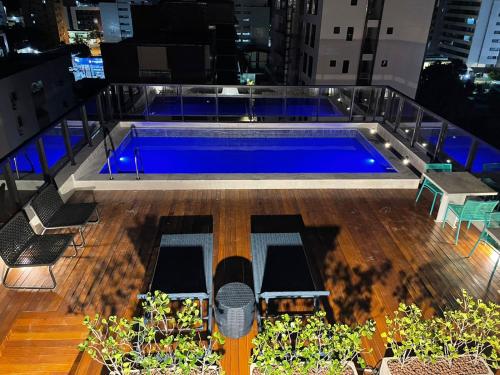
<box><xmin>31</xmin><ymin>184</ymin><xmax>99</xmax><ymax>247</ymax></box>
<box><xmin>0</xmin><ymin>211</ymin><xmax>77</xmax><ymax>289</ymax></box>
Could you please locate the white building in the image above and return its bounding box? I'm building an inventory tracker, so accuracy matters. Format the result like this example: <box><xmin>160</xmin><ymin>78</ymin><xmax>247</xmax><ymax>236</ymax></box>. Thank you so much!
<box><xmin>429</xmin><ymin>0</ymin><xmax>500</xmax><ymax>69</ymax></box>
<box><xmin>297</xmin><ymin>0</ymin><xmax>435</xmax><ymax>98</ymax></box>
<box><xmin>467</xmin><ymin>0</ymin><xmax>500</xmax><ymax>68</ymax></box>
<box><xmin>99</xmin><ymin>0</ymin><xmax>135</xmax><ymax>43</ymax></box>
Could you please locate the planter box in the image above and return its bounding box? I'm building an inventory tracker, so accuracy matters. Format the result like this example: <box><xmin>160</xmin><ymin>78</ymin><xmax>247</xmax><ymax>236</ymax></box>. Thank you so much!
<box><xmin>250</xmin><ymin>361</ymin><xmax>358</xmax><ymax>375</ymax></box>
<box><xmin>379</xmin><ymin>356</ymin><xmax>494</xmax><ymax>375</ymax></box>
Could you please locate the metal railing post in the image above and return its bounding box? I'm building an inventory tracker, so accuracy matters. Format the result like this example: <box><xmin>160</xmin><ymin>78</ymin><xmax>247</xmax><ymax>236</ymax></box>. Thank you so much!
<box><xmin>383</xmin><ymin>88</ymin><xmax>393</xmax><ymax>123</ymax></box>
<box><xmin>393</xmin><ymin>97</ymin><xmax>405</xmax><ymax>133</ymax></box>
<box><xmin>61</xmin><ymin>119</ymin><xmax>76</xmax><ymax>165</ymax></box>
<box><xmin>115</xmin><ymin>85</ymin><xmax>123</xmax><ymax>119</ymax></box>
<box><xmin>180</xmin><ymin>85</ymin><xmax>184</xmax><ymax>121</ymax></box>
<box><xmin>433</xmin><ymin>122</ymin><xmax>448</xmax><ymax>162</ymax></box>
<box><xmin>80</xmin><ymin>104</ymin><xmax>92</xmax><ymax>147</ymax></box>
<box><xmin>105</xmin><ymin>87</ymin><xmax>113</xmax><ymax>119</ymax></box>
<box><xmin>283</xmin><ymin>86</ymin><xmax>287</xmax><ymax>121</ymax></box>
<box><xmin>465</xmin><ymin>139</ymin><xmax>479</xmax><ymax>172</ymax></box>
<box><xmin>2</xmin><ymin>162</ymin><xmax>21</xmax><ymax>206</ymax></box>
<box><xmin>36</xmin><ymin>138</ymin><xmax>51</xmax><ymax>182</ymax></box>
<box><xmin>349</xmin><ymin>88</ymin><xmax>356</xmax><ymax>121</ymax></box>
<box><xmin>96</xmin><ymin>93</ymin><xmax>105</xmax><ymax>126</ymax></box>
<box><xmin>316</xmin><ymin>89</ymin><xmax>320</xmax><ymax>122</ymax></box>
<box><xmin>410</xmin><ymin>108</ymin><xmax>423</xmax><ymax>147</ymax></box>
<box><xmin>144</xmin><ymin>85</ymin><xmax>150</xmax><ymax>121</ymax></box>
<box><xmin>215</xmin><ymin>87</ymin><xmax>219</xmax><ymax>122</ymax></box>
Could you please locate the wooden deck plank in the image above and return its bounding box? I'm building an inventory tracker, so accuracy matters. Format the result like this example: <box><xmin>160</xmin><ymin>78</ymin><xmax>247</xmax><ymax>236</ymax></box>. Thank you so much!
<box><xmin>0</xmin><ymin>189</ymin><xmax>498</xmax><ymax>375</ymax></box>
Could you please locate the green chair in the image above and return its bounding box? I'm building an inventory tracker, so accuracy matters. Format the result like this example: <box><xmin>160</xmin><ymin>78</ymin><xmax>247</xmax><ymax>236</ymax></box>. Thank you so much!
<box><xmin>415</xmin><ymin>163</ymin><xmax>452</xmax><ymax>215</ymax></box>
<box><xmin>468</xmin><ymin>212</ymin><xmax>500</xmax><ymax>257</ymax></box>
<box><xmin>441</xmin><ymin>200</ymin><xmax>499</xmax><ymax>245</ymax></box>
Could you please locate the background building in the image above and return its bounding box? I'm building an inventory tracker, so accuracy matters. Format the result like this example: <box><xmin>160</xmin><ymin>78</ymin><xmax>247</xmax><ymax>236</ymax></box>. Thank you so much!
<box><xmin>101</xmin><ymin>0</ymin><xmax>238</xmax><ymax>84</ymax></box>
<box><xmin>20</xmin><ymin>0</ymin><xmax>69</xmax><ymax>49</ymax></box>
<box><xmin>428</xmin><ymin>0</ymin><xmax>500</xmax><ymax>69</ymax></box>
<box><xmin>99</xmin><ymin>0</ymin><xmax>137</xmax><ymax>43</ymax></box>
<box><xmin>296</xmin><ymin>0</ymin><xmax>435</xmax><ymax>98</ymax></box>
<box><xmin>268</xmin><ymin>0</ymin><xmax>304</xmax><ymax>85</ymax></box>
<box><xmin>0</xmin><ymin>47</ymin><xmax>76</xmax><ymax>157</ymax></box>
<box><xmin>234</xmin><ymin>0</ymin><xmax>270</xmax><ymax>49</ymax></box>
<box><xmin>68</xmin><ymin>4</ymin><xmax>101</xmax><ymax>31</ymax></box>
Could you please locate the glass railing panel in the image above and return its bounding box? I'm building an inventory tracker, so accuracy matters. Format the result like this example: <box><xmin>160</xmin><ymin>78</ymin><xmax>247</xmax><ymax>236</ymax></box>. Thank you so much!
<box><xmin>250</xmin><ymin>86</ymin><xmax>286</xmax><ymax>118</ymax></box>
<box><xmin>65</xmin><ymin>107</ymin><xmax>89</xmax><ymax>152</ymax></box>
<box><xmin>471</xmin><ymin>140</ymin><xmax>500</xmax><ymax>174</ymax></box>
<box><xmin>84</xmin><ymin>96</ymin><xmax>99</xmax><ymax>122</ymax></box>
<box><xmin>181</xmin><ymin>86</ymin><xmax>217</xmax><ymax>117</ymax></box>
<box><xmin>439</xmin><ymin>124</ymin><xmax>475</xmax><ymax>169</ymax></box>
<box><xmin>217</xmin><ymin>86</ymin><xmax>251</xmax><ymax>119</ymax></box>
<box><xmin>416</xmin><ymin>111</ymin><xmax>443</xmax><ymax>158</ymax></box>
<box><xmin>352</xmin><ymin>87</ymin><xmax>377</xmax><ymax>121</ymax></box>
<box><xmin>119</xmin><ymin>84</ymin><xmax>147</xmax><ymax>119</ymax></box>
<box><xmin>386</xmin><ymin>92</ymin><xmax>401</xmax><ymax>129</ymax></box>
<box><xmin>145</xmin><ymin>85</ymin><xmax>181</xmax><ymax>119</ymax></box>
<box><xmin>41</xmin><ymin>124</ymin><xmax>70</xmax><ymax>174</ymax></box>
<box><xmin>318</xmin><ymin>87</ymin><xmax>351</xmax><ymax>121</ymax></box>
<box><xmin>7</xmin><ymin>137</ymin><xmax>44</xmax><ymax>180</ymax></box>
<box><xmin>375</xmin><ymin>87</ymin><xmax>391</xmax><ymax>120</ymax></box>
<box><xmin>283</xmin><ymin>87</ymin><xmax>319</xmax><ymax>119</ymax></box>
<box><xmin>396</xmin><ymin>100</ymin><xmax>419</xmax><ymax>142</ymax></box>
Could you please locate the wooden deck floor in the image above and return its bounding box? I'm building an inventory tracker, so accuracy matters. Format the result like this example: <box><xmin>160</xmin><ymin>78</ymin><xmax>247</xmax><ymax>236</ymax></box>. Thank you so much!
<box><xmin>0</xmin><ymin>189</ymin><xmax>498</xmax><ymax>374</ymax></box>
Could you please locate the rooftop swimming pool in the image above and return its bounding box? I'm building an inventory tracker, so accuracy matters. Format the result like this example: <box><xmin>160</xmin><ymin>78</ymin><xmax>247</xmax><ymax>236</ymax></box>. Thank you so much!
<box><xmin>101</xmin><ymin>129</ymin><xmax>397</xmax><ymax>175</ymax></box>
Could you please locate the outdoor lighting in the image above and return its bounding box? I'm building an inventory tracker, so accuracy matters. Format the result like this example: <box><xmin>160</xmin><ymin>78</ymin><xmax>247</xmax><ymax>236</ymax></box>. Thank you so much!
<box><xmin>366</xmin><ymin>158</ymin><xmax>375</xmax><ymax>164</ymax></box>
<box><xmin>370</xmin><ymin>128</ymin><xmax>377</xmax><ymax>134</ymax></box>
<box><xmin>405</xmin><ymin>129</ymin><xmax>409</xmax><ymax>133</ymax></box>
<box><xmin>384</xmin><ymin>142</ymin><xmax>391</xmax><ymax>149</ymax></box>
<box><xmin>446</xmin><ymin>159</ymin><xmax>451</xmax><ymax>163</ymax></box>
<box><xmin>422</xmin><ymin>142</ymin><xmax>428</xmax><ymax>147</ymax></box>
<box><xmin>119</xmin><ymin>157</ymin><xmax>127</xmax><ymax>162</ymax></box>
<box><xmin>403</xmin><ymin>157</ymin><xmax>410</xmax><ymax>165</ymax></box>
<box><xmin>337</xmin><ymin>98</ymin><xmax>341</xmax><ymax>102</ymax></box>
<box><xmin>346</xmin><ymin>106</ymin><xmax>351</xmax><ymax>111</ymax></box>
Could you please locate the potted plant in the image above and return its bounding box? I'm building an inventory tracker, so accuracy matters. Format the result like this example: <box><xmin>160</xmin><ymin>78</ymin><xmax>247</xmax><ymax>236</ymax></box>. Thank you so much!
<box><xmin>78</xmin><ymin>291</ymin><xmax>225</xmax><ymax>374</ymax></box>
<box><xmin>380</xmin><ymin>290</ymin><xmax>499</xmax><ymax>375</ymax></box>
<box><xmin>250</xmin><ymin>311</ymin><xmax>375</xmax><ymax>375</ymax></box>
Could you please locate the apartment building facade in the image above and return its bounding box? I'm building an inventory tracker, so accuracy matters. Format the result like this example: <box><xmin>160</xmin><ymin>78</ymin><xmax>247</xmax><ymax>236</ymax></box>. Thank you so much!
<box><xmin>297</xmin><ymin>0</ymin><xmax>435</xmax><ymax>98</ymax></box>
<box><xmin>429</xmin><ymin>0</ymin><xmax>500</xmax><ymax>68</ymax></box>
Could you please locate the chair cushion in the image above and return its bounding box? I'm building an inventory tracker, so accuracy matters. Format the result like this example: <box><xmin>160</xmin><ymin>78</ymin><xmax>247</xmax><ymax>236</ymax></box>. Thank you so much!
<box><xmin>45</xmin><ymin>203</ymin><xmax>97</xmax><ymax>228</ymax></box>
<box><xmin>11</xmin><ymin>234</ymin><xmax>74</xmax><ymax>267</ymax></box>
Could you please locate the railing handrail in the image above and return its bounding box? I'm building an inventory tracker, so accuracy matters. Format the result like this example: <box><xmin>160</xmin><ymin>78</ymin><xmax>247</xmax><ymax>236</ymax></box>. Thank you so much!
<box><xmin>117</xmin><ymin>82</ymin><xmax>492</xmax><ymax>149</ymax></box>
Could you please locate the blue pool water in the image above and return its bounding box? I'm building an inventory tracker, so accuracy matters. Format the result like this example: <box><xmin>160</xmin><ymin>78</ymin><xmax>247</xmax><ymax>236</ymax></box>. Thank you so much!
<box><xmin>102</xmin><ymin>129</ymin><xmax>396</xmax><ymax>174</ymax></box>
<box><xmin>146</xmin><ymin>97</ymin><xmax>344</xmax><ymax>117</ymax></box>
<box><xmin>10</xmin><ymin>131</ymin><xmax>84</xmax><ymax>174</ymax></box>
<box><xmin>424</xmin><ymin>134</ymin><xmax>500</xmax><ymax>173</ymax></box>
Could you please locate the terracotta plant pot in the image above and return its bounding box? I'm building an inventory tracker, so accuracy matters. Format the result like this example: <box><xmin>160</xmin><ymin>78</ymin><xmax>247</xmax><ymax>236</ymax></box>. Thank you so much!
<box><xmin>249</xmin><ymin>361</ymin><xmax>358</xmax><ymax>375</ymax></box>
<box><xmin>378</xmin><ymin>356</ymin><xmax>494</xmax><ymax>375</ymax></box>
